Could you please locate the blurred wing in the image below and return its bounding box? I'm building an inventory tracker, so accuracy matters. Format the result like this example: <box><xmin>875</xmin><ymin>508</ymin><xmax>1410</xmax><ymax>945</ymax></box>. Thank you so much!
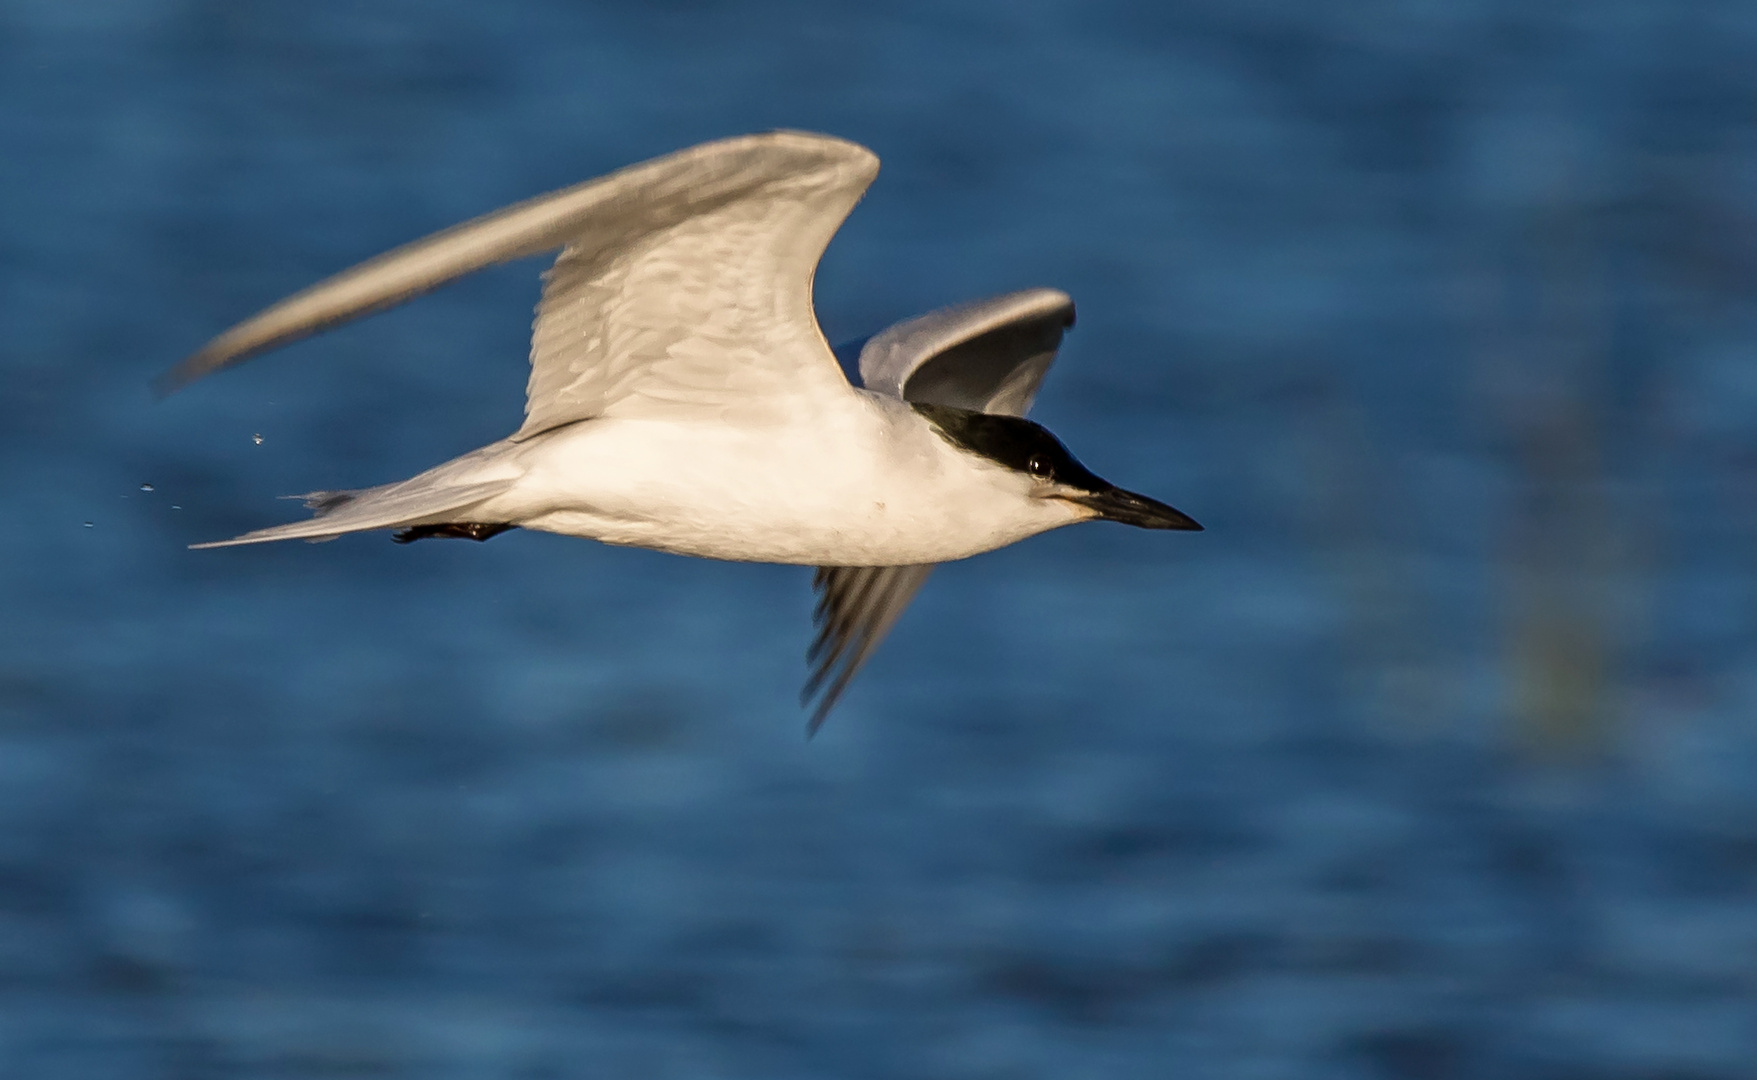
<box><xmin>801</xmin><ymin>289</ymin><xmax>1076</xmax><ymax>731</ymax></box>
<box><xmin>522</xmin><ymin>132</ymin><xmax>876</xmax><ymax>433</ymax></box>
<box><xmin>156</xmin><ymin>131</ymin><xmax>878</xmax><ymax>432</ymax></box>
<box><xmin>804</xmin><ymin>564</ymin><xmax>934</xmax><ymax>735</ymax></box>
<box><xmin>857</xmin><ymin>286</ymin><xmax>1075</xmax><ymax>416</ymax></box>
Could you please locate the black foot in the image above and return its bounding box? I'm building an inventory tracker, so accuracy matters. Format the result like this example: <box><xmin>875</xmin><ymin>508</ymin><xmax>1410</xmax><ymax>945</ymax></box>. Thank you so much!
<box><xmin>393</xmin><ymin>522</ymin><xmax>517</xmax><ymax>544</ymax></box>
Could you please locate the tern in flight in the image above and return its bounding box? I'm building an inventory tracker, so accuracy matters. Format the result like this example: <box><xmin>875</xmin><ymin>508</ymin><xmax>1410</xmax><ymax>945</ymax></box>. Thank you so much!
<box><xmin>158</xmin><ymin>131</ymin><xmax>1202</xmax><ymax>731</ymax></box>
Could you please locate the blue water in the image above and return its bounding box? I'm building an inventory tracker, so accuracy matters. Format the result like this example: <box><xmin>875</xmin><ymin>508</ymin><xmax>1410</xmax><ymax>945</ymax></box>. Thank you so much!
<box><xmin>5</xmin><ymin>2</ymin><xmax>1757</xmax><ymax>1076</ymax></box>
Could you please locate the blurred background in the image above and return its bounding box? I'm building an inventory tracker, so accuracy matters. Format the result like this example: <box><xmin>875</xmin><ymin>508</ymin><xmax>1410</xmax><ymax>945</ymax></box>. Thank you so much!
<box><xmin>4</xmin><ymin>1</ymin><xmax>1757</xmax><ymax>1076</ymax></box>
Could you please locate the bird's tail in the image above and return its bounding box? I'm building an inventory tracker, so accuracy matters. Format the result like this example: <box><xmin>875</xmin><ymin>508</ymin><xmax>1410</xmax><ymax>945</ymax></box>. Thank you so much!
<box><xmin>190</xmin><ymin>476</ymin><xmax>518</xmax><ymax>549</ymax></box>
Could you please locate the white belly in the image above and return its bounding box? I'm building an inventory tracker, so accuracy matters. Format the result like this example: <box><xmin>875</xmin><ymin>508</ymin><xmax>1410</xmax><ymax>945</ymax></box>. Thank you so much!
<box><xmin>477</xmin><ymin>394</ymin><xmax>1077</xmax><ymax>565</ymax></box>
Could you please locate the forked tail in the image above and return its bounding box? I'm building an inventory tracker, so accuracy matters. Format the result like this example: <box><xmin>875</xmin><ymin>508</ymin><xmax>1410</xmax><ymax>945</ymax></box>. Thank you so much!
<box><xmin>190</xmin><ymin>477</ymin><xmax>517</xmax><ymax>549</ymax></box>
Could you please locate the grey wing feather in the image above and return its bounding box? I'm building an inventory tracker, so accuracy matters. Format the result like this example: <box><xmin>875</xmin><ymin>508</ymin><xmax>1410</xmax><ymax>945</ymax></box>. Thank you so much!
<box><xmin>154</xmin><ymin>130</ymin><xmax>877</xmax><ymax>400</ymax></box>
<box><xmin>857</xmin><ymin>287</ymin><xmax>1074</xmax><ymax>415</ymax></box>
<box><xmin>804</xmin><ymin>565</ymin><xmax>934</xmax><ymax>735</ymax></box>
<box><xmin>802</xmin><ymin>288</ymin><xmax>1077</xmax><ymax>731</ymax></box>
<box><xmin>519</xmin><ymin>132</ymin><xmax>875</xmax><ymax>434</ymax></box>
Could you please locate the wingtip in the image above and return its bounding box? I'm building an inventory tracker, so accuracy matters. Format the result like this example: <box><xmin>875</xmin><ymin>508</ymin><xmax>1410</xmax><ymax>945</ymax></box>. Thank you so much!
<box><xmin>149</xmin><ymin>366</ymin><xmax>190</xmax><ymax>400</ymax></box>
<box><xmin>151</xmin><ymin>344</ymin><xmax>230</xmax><ymax>399</ymax></box>
<box><xmin>804</xmin><ymin>703</ymin><xmax>832</xmax><ymax>740</ymax></box>
<box><xmin>756</xmin><ymin>129</ymin><xmax>879</xmax><ymax>180</ymax></box>
<box><xmin>799</xmin><ymin>672</ymin><xmax>839</xmax><ymax>737</ymax></box>
<box><xmin>800</xmin><ymin>666</ymin><xmax>857</xmax><ymax>737</ymax></box>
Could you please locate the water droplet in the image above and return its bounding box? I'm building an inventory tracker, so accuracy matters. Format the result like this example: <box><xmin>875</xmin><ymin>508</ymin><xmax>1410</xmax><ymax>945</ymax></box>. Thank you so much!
<box><xmin>139</xmin><ymin>483</ymin><xmax>154</xmax><ymax>492</ymax></box>
<box><xmin>251</xmin><ymin>433</ymin><xmax>264</xmax><ymax>445</ymax></box>
<box><xmin>83</xmin><ymin>521</ymin><xmax>94</xmax><ymax>528</ymax></box>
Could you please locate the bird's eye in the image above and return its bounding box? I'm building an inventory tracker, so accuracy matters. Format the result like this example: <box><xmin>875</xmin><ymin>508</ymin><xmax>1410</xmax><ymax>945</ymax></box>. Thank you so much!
<box><xmin>1026</xmin><ymin>454</ymin><xmax>1054</xmax><ymax>481</ymax></box>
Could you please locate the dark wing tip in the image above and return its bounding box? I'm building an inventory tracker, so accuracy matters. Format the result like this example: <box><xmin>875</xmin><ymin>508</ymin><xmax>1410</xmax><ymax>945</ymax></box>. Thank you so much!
<box><xmin>802</xmin><ymin>656</ymin><xmax>863</xmax><ymax>739</ymax></box>
<box><xmin>801</xmin><ymin>564</ymin><xmax>934</xmax><ymax>736</ymax></box>
<box><xmin>152</xmin><ymin>330</ymin><xmax>284</xmax><ymax>399</ymax></box>
<box><xmin>149</xmin><ymin>351</ymin><xmax>216</xmax><ymax>399</ymax></box>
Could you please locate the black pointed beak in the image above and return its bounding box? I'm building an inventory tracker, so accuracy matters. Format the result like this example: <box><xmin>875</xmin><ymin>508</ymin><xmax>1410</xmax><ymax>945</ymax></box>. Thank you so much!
<box><xmin>1064</xmin><ymin>487</ymin><xmax>1203</xmax><ymax>530</ymax></box>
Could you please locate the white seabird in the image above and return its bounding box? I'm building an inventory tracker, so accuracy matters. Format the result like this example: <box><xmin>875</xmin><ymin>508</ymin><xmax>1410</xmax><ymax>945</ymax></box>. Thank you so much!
<box><xmin>158</xmin><ymin>131</ymin><xmax>1201</xmax><ymax>731</ymax></box>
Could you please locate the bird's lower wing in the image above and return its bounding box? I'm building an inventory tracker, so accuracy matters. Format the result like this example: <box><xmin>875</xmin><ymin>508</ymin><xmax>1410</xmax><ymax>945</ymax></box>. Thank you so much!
<box><xmin>804</xmin><ymin>564</ymin><xmax>934</xmax><ymax>734</ymax></box>
<box><xmin>796</xmin><ymin>290</ymin><xmax>1077</xmax><ymax>732</ymax></box>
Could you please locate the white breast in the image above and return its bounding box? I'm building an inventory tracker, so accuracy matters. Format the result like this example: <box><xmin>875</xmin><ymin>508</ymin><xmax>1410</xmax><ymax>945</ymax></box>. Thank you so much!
<box><xmin>484</xmin><ymin>392</ymin><xmax>1079</xmax><ymax>565</ymax></box>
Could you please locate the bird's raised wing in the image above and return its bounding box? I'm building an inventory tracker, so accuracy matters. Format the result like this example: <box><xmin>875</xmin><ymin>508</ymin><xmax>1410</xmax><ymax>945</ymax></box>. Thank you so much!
<box><xmin>805</xmin><ymin>288</ymin><xmax>1077</xmax><ymax>732</ymax></box>
<box><xmin>857</xmin><ymin>287</ymin><xmax>1074</xmax><ymax>415</ymax></box>
<box><xmin>521</xmin><ymin>132</ymin><xmax>875</xmax><ymax>433</ymax></box>
<box><xmin>155</xmin><ymin>131</ymin><xmax>878</xmax><ymax>432</ymax></box>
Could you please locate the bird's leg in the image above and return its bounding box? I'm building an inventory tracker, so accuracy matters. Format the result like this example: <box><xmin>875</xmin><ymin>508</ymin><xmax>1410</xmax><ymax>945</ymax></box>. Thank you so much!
<box><xmin>392</xmin><ymin>523</ymin><xmax>517</xmax><ymax>544</ymax></box>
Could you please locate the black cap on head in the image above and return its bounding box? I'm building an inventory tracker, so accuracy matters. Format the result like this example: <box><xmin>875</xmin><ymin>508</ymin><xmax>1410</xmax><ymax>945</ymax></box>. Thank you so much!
<box><xmin>913</xmin><ymin>403</ymin><xmax>1202</xmax><ymax>531</ymax></box>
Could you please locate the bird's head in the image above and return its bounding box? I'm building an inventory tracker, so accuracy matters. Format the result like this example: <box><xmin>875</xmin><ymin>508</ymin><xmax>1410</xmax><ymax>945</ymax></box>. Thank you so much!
<box><xmin>912</xmin><ymin>403</ymin><xmax>1202</xmax><ymax>531</ymax></box>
